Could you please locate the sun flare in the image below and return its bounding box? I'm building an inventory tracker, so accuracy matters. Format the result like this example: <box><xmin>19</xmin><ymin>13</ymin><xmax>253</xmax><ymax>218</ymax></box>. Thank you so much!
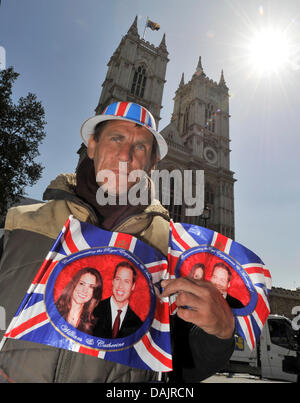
<box><xmin>246</xmin><ymin>27</ymin><xmax>292</xmax><ymax>75</ymax></box>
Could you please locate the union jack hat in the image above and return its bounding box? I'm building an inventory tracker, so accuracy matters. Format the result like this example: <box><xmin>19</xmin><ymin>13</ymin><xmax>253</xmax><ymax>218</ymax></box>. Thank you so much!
<box><xmin>80</xmin><ymin>101</ymin><xmax>168</xmax><ymax>161</ymax></box>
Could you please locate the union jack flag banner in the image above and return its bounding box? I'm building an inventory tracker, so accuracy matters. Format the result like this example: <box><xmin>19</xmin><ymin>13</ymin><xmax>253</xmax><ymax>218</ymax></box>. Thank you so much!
<box><xmin>168</xmin><ymin>221</ymin><xmax>272</xmax><ymax>351</ymax></box>
<box><xmin>1</xmin><ymin>216</ymin><xmax>172</xmax><ymax>372</ymax></box>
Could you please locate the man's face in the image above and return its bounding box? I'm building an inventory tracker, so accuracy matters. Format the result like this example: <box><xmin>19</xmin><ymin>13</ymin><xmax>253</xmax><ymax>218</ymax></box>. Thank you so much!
<box><xmin>87</xmin><ymin>120</ymin><xmax>155</xmax><ymax>194</ymax></box>
<box><xmin>210</xmin><ymin>266</ymin><xmax>230</xmax><ymax>297</ymax></box>
<box><xmin>112</xmin><ymin>266</ymin><xmax>135</xmax><ymax>307</ymax></box>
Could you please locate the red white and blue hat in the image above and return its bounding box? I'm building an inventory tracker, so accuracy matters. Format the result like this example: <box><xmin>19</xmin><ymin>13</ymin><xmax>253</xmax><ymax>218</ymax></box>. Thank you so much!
<box><xmin>80</xmin><ymin>101</ymin><xmax>168</xmax><ymax>161</ymax></box>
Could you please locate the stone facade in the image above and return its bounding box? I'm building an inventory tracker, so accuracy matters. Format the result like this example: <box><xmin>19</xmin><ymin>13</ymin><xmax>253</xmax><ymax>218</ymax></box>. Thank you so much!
<box><xmin>158</xmin><ymin>58</ymin><xmax>235</xmax><ymax>237</ymax></box>
<box><xmin>270</xmin><ymin>287</ymin><xmax>300</xmax><ymax>320</ymax></box>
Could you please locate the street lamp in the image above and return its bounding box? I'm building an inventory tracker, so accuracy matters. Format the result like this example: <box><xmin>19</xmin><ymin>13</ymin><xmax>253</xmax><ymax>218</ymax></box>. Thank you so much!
<box><xmin>201</xmin><ymin>204</ymin><xmax>211</xmax><ymax>228</ymax></box>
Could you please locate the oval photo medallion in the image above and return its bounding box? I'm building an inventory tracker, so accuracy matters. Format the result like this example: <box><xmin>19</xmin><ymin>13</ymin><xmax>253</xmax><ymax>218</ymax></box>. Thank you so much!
<box><xmin>45</xmin><ymin>247</ymin><xmax>156</xmax><ymax>352</ymax></box>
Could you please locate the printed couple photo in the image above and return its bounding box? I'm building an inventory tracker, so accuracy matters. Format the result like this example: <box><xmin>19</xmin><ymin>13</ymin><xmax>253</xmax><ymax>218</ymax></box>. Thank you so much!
<box><xmin>53</xmin><ymin>255</ymin><xmax>151</xmax><ymax>342</ymax></box>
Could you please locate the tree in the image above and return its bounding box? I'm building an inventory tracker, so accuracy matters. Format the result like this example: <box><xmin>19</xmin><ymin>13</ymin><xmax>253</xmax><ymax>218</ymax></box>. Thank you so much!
<box><xmin>0</xmin><ymin>67</ymin><xmax>46</xmax><ymax>218</ymax></box>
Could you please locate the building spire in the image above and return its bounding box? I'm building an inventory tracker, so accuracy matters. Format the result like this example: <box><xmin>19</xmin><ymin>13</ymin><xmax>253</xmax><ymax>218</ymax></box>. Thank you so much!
<box><xmin>219</xmin><ymin>69</ymin><xmax>228</xmax><ymax>88</ymax></box>
<box><xmin>196</xmin><ymin>56</ymin><xmax>204</xmax><ymax>74</ymax></box>
<box><xmin>127</xmin><ymin>15</ymin><xmax>139</xmax><ymax>37</ymax></box>
<box><xmin>193</xmin><ymin>56</ymin><xmax>205</xmax><ymax>78</ymax></box>
<box><xmin>159</xmin><ymin>33</ymin><xmax>167</xmax><ymax>51</ymax></box>
<box><xmin>179</xmin><ymin>73</ymin><xmax>184</xmax><ymax>87</ymax></box>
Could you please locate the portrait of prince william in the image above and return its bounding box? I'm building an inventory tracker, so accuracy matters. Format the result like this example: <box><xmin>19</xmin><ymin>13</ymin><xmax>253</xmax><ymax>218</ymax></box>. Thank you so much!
<box><xmin>93</xmin><ymin>261</ymin><xmax>143</xmax><ymax>338</ymax></box>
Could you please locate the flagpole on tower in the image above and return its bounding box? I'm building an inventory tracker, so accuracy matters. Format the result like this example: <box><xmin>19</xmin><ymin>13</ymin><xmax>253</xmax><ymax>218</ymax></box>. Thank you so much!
<box><xmin>143</xmin><ymin>17</ymin><xmax>160</xmax><ymax>40</ymax></box>
<box><xmin>143</xmin><ymin>16</ymin><xmax>149</xmax><ymax>40</ymax></box>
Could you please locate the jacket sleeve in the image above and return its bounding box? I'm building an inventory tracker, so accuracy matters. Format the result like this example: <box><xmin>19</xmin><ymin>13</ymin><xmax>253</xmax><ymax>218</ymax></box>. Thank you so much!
<box><xmin>169</xmin><ymin>315</ymin><xmax>235</xmax><ymax>382</ymax></box>
<box><xmin>0</xmin><ymin>229</ymin><xmax>10</xmax><ymax>271</ymax></box>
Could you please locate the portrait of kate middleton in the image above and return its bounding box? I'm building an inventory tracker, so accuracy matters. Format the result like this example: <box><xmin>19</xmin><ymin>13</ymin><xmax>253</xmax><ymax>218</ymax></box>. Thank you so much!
<box><xmin>55</xmin><ymin>267</ymin><xmax>103</xmax><ymax>335</ymax></box>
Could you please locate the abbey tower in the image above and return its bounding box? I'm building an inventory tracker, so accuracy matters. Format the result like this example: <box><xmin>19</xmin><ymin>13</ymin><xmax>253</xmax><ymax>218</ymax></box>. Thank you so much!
<box><xmin>81</xmin><ymin>17</ymin><xmax>235</xmax><ymax>238</ymax></box>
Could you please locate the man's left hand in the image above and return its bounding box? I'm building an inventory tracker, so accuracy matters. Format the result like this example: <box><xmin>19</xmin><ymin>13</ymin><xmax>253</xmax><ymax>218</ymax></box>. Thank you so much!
<box><xmin>161</xmin><ymin>278</ymin><xmax>235</xmax><ymax>339</ymax></box>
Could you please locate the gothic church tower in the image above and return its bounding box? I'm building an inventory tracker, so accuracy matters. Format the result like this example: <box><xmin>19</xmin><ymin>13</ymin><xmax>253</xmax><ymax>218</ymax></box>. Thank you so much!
<box><xmin>159</xmin><ymin>57</ymin><xmax>235</xmax><ymax>238</ymax></box>
<box><xmin>77</xmin><ymin>17</ymin><xmax>168</xmax><ymax>163</ymax></box>
<box><xmin>95</xmin><ymin>16</ymin><xmax>169</xmax><ymax>126</ymax></box>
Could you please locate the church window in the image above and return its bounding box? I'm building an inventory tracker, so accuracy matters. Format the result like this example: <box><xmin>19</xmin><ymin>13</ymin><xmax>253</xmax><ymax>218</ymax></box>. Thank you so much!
<box><xmin>131</xmin><ymin>66</ymin><xmax>147</xmax><ymax>98</ymax></box>
<box><xmin>183</xmin><ymin>104</ymin><xmax>190</xmax><ymax>134</ymax></box>
<box><xmin>205</xmin><ymin>104</ymin><xmax>216</xmax><ymax>133</ymax></box>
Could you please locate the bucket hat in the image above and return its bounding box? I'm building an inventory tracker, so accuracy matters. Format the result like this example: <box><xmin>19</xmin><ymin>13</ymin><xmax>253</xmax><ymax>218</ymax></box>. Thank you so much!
<box><xmin>80</xmin><ymin>101</ymin><xmax>168</xmax><ymax>161</ymax></box>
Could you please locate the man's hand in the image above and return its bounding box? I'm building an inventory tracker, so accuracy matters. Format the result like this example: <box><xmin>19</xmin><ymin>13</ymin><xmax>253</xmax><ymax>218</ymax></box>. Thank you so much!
<box><xmin>161</xmin><ymin>278</ymin><xmax>235</xmax><ymax>339</ymax></box>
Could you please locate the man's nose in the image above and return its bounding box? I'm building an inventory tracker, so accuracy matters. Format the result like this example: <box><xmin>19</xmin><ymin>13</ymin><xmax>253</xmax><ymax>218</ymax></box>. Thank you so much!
<box><xmin>118</xmin><ymin>143</ymin><xmax>132</xmax><ymax>162</ymax></box>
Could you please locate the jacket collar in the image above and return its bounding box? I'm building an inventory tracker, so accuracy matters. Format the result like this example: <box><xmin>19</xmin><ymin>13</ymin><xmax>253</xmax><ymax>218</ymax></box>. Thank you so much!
<box><xmin>42</xmin><ymin>172</ymin><xmax>170</xmax><ymax>232</ymax></box>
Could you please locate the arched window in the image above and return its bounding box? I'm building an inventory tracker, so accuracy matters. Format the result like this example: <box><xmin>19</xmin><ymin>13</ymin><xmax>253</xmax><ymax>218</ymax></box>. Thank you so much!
<box><xmin>131</xmin><ymin>65</ymin><xmax>147</xmax><ymax>98</ymax></box>
<box><xmin>205</xmin><ymin>103</ymin><xmax>216</xmax><ymax>133</ymax></box>
<box><xmin>183</xmin><ymin>104</ymin><xmax>190</xmax><ymax>134</ymax></box>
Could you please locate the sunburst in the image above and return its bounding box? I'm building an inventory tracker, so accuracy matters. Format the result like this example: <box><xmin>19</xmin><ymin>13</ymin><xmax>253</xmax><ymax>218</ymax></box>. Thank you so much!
<box><xmin>246</xmin><ymin>27</ymin><xmax>293</xmax><ymax>75</ymax></box>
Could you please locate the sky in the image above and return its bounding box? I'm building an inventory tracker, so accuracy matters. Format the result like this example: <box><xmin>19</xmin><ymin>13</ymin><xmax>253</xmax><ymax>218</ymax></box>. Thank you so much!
<box><xmin>0</xmin><ymin>0</ymin><xmax>299</xmax><ymax>290</ymax></box>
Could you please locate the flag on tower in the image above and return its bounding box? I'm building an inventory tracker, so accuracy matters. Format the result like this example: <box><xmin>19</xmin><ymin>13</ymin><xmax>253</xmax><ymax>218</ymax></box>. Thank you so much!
<box><xmin>146</xmin><ymin>19</ymin><xmax>160</xmax><ymax>31</ymax></box>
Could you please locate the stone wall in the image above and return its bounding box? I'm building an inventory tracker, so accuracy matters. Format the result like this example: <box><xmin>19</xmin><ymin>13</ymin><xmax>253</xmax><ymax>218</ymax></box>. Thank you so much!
<box><xmin>269</xmin><ymin>287</ymin><xmax>300</xmax><ymax>319</ymax></box>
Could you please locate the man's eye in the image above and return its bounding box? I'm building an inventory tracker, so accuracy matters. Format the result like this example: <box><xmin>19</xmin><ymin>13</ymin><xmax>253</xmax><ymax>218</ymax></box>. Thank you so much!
<box><xmin>136</xmin><ymin>144</ymin><xmax>145</xmax><ymax>151</ymax></box>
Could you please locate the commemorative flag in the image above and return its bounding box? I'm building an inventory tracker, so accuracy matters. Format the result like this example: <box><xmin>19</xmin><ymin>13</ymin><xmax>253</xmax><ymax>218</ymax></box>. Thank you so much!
<box><xmin>1</xmin><ymin>216</ymin><xmax>172</xmax><ymax>372</ymax></box>
<box><xmin>0</xmin><ymin>215</ymin><xmax>271</xmax><ymax>367</ymax></box>
<box><xmin>168</xmin><ymin>221</ymin><xmax>272</xmax><ymax>351</ymax></box>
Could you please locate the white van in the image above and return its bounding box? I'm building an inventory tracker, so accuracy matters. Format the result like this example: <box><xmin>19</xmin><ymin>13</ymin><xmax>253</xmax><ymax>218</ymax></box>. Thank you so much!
<box><xmin>227</xmin><ymin>315</ymin><xmax>300</xmax><ymax>382</ymax></box>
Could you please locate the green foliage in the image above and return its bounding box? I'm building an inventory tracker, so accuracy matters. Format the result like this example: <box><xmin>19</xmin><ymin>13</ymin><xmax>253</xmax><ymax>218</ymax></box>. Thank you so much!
<box><xmin>0</xmin><ymin>67</ymin><xmax>46</xmax><ymax>217</ymax></box>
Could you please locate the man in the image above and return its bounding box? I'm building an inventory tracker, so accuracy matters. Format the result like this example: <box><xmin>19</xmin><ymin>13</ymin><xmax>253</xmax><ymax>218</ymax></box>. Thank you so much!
<box><xmin>93</xmin><ymin>262</ymin><xmax>143</xmax><ymax>338</ymax></box>
<box><xmin>0</xmin><ymin>101</ymin><xmax>235</xmax><ymax>383</ymax></box>
<box><xmin>210</xmin><ymin>262</ymin><xmax>244</xmax><ymax>309</ymax></box>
